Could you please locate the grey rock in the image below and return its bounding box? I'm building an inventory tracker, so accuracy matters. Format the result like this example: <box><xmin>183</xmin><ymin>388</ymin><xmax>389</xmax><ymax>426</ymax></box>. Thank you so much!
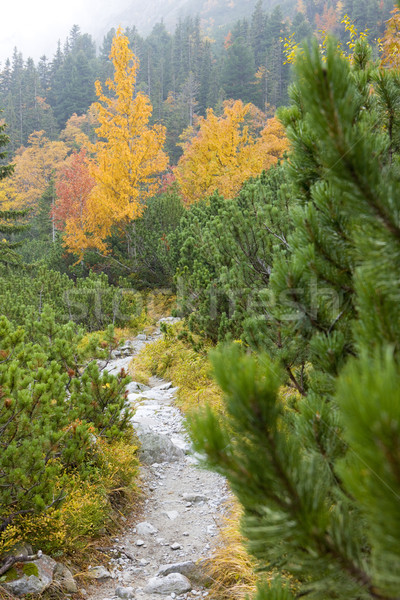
<box><xmin>158</xmin><ymin>560</ymin><xmax>212</xmax><ymax>586</ymax></box>
<box><xmin>126</xmin><ymin>381</ymin><xmax>150</xmax><ymax>394</ymax></box>
<box><xmin>164</xmin><ymin>510</ymin><xmax>179</xmax><ymax>521</ymax></box>
<box><xmin>135</xmin><ymin>425</ymin><xmax>185</xmax><ymax>464</ymax></box>
<box><xmin>53</xmin><ymin>563</ymin><xmax>78</xmax><ymax>593</ymax></box>
<box><xmin>158</xmin><ymin>317</ymin><xmax>181</xmax><ymax>325</ymax></box>
<box><xmin>119</xmin><ymin>344</ymin><xmax>133</xmax><ymax>355</ymax></box>
<box><xmin>158</xmin><ymin>381</ymin><xmax>172</xmax><ymax>390</ymax></box>
<box><xmin>170</xmin><ymin>435</ymin><xmax>191</xmax><ymax>454</ymax></box>
<box><xmin>2</xmin><ymin>554</ymin><xmax>57</xmax><ymax>597</ymax></box>
<box><xmin>182</xmin><ymin>493</ymin><xmax>209</xmax><ymax>504</ymax></box>
<box><xmin>144</xmin><ymin>573</ymin><xmax>191</xmax><ymax>595</ymax></box>
<box><xmin>136</xmin><ymin>334</ymin><xmax>147</xmax><ymax>341</ymax></box>
<box><xmin>136</xmin><ymin>539</ymin><xmax>145</xmax><ymax>546</ymax></box>
<box><xmin>86</xmin><ymin>565</ymin><xmax>111</xmax><ymax>580</ymax></box>
<box><xmin>115</xmin><ymin>586</ymin><xmax>135</xmax><ymax>599</ymax></box>
<box><xmin>170</xmin><ymin>543</ymin><xmax>181</xmax><ymax>550</ymax></box>
<box><xmin>136</xmin><ymin>521</ymin><xmax>158</xmax><ymax>535</ymax></box>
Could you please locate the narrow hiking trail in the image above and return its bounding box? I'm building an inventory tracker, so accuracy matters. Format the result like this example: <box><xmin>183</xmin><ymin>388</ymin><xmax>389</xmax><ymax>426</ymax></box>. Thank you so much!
<box><xmin>86</xmin><ymin>319</ymin><xmax>230</xmax><ymax>600</ymax></box>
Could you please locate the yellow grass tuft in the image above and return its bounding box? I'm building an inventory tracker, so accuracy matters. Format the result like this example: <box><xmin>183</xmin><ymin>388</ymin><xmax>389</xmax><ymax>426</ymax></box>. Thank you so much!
<box><xmin>130</xmin><ymin>325</ymin><xmax>223</xmax><ymax>413</ymax></box>
<box><xmin>205</xmin><ymin>499</ymin><xmax>258</xmax><ymax>600</ymax></box>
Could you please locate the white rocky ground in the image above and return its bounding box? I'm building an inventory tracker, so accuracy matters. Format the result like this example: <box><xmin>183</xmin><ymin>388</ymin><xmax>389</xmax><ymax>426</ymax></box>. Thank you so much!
<box><xmin>85</xmin><ymin>319</ymin><xmax>230</xmax><ymax>600</ymax></box>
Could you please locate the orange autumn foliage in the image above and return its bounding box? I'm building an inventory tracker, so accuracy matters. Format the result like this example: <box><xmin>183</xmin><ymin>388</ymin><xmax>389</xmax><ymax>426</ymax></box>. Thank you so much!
<box><xmin>174</xmin><ymin>100</ymin><xmax>287</xmax><ymax>204</ymax></box>
<box><xmin>52</xmin><ymin>148</ymin><xmax>94</xmax><ymax>239</ymax></box>
<box><xmin>315</xmin><ymin>3</ymin><xmax>338</xmax><ymax>35</ymax></box>
<box><xmin>62</xmin><ymin>27</ymin><xmax>169</xmax><ymax>257</ymax></box>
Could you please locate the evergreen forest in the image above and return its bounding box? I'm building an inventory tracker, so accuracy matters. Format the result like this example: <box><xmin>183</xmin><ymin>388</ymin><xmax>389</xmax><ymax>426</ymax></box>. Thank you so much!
<box><xmin>1</xmin><ymin>0</ymin><xmax>400</xmax><ymax>599</ymax></box>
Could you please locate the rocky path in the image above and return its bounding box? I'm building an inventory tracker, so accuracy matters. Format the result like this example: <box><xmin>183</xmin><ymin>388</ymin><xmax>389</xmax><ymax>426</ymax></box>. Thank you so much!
<box><xmin>86</xmin><ymin>319</ymin><xmax>229</xmax><ymax>600</ymax></box>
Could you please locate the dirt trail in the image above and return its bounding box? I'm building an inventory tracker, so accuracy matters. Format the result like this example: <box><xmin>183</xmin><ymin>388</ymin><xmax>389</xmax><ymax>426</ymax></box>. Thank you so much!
<box><xmin>86</xmin><ymin>320</ymin><xmax>229</xmax><ymax>600</ymax></box>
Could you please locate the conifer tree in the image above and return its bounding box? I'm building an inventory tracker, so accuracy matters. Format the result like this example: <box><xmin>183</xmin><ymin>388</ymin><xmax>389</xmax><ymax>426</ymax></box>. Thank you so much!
<box><xmin>189</xmin><ymin>35</ymin><xmax>400</xmax><ymax>600</ymax></box>
<box><xmin>0</xmin><ymin>117</ymin><xmax>27</xmax><ymax>265</ymax></box>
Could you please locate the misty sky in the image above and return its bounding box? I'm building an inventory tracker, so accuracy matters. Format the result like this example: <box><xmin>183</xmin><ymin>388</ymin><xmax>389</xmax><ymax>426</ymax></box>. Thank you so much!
<box><xmin>0</xmin><ymin>0</ymin><xmax>131</xmax><ymax>64</ymax></box>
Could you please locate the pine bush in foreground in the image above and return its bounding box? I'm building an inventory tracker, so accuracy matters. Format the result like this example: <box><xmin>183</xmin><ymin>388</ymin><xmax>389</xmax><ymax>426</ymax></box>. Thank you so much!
<box><xmin>0</xmin><ymin>306</ymin><xmax>132</xmax><ymax>539</ymax></box>
<box><xmin>190</xmin><ymin>39</ymin><xmax>400</xmax><ymax>600</ymax></box>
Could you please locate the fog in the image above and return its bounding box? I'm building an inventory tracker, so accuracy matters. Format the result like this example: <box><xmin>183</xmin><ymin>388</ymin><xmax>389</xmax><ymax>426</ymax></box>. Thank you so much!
<box><xmin>0</xmin><ymin>0</ymin><xmax>258</xmax><ymax>65</ymax></box>
<box><xmin>0</xmin><ymin>0</ymin><xmax>167</xmax><ymax>64</ymax></box>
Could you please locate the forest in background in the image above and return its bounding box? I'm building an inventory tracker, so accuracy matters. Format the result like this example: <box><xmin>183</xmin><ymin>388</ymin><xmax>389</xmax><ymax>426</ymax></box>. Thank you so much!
<box><xmin>0</xmin><ymin>0</ymin><xmax>395</xmax><ymax>161</ymax></box>
<box><xmin>0</xmin><ymin>0</ymin><xmax>395</xmax><ymax>279</ymax></box>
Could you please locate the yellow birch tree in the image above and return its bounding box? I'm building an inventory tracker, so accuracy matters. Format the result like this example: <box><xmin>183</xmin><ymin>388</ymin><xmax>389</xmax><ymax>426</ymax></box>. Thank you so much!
<box><xmin>174</xmin><ymin>100</ymin><xmax>287</xmax><ymax>205</ymax></box>
<box><xmin>0</xmin><ymin>131</ymin><xmax>68</xmax><ymax>212</ymax></box>
<box><xmin>70</xmin><ymin>27</ymin><xmax>168</xmax><ymax>256</ymax></box>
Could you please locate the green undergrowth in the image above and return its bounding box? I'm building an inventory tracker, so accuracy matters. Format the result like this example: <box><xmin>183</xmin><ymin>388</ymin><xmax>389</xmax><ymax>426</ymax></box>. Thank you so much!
<box><xmin>0</xmin><ymin>426</ymin><xmax>140</xmax><ymax>563</ymax></box>
<box><xmin>0</xmin><ymin>292</ymin><xmax>176</xmax><ymax>572</ymax></box>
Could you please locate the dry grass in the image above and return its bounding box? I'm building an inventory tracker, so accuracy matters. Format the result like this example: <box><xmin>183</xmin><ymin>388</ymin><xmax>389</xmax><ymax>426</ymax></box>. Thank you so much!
<box><xmin>129</xmin><ymin>323</ymin><xmax>223</xmax><ymax>414</ymax></box>
<box><xmin>145</xmin><ymin>290</ymin><xmax>176</xmax><ymax>322</ymax></box>
<box><xmin>206</xmin><ymin>499</ymin><xmax>258</xmax><ymax>600</ymax></box>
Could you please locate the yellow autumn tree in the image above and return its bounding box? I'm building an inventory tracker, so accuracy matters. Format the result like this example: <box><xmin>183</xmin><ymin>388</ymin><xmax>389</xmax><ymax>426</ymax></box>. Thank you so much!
<box><xmin>65</xmin><ymin>27</ymin><xmax>168</xmax><ymax>256</ymax></box>
<box><xmin>0</xmin><ymin>131</ymin><xmax>68</xmax><ymax>212</ymax></box>
<box><xmin>380</xmin><ymin>7</ymin><xmax>400</xmax><ymax>68</ymax></box>
<box><xmin>60</xmin><ymin>110</ymin><xmax>98</xmax><ymax>151</ymax></box>
<box><xmin>174</xmin><ymin>100</ymin><xmax>287</xmax><ymax>204</ymax></box>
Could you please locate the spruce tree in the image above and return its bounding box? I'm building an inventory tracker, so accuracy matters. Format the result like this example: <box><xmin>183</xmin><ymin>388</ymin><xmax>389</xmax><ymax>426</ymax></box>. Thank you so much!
<box><xmin>0</xmin><ymin>117</ymin><xmax>28</xmax><ymax>265</ymax></box>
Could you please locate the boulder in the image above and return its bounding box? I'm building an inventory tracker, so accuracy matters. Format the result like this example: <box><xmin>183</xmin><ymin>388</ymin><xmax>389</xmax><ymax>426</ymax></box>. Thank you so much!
<box><xmin>86</xmin><ymin>565</ymin><xmax>111</xmax><ymax>580</ymax></box>
<box><xmin>158</xmin><ymin>317</ymin><xmax>181</xmax><ymax>325</ymax></box>
<box><xmin>53</xmin><ymin>563</ymin><xmax>78</xmax><ymax>593</ymax></box>
<box><xmin>1</xmin><ymin>554</ymin><xmax>56</xmax><ymax>597</ymax></box>
<box><xmin>135</xmin><ymin>425</ymin><xmax>185</xmax><ymax>464</ymax></box>
<box><xmin>126</xmin><ymin>381</ymin><xmax>150</xmax><ymax>394</ymax></box>
<box><xmin>144</xmin><ymin>573</ymin><xmax>191</xmax><ymax>595</ymax></box>
<box><xmin>157</xmin><ymin>559</ymin><xmax>212</xmax><ymax>586</ymax></box>
<box><xmin>115</xmin><ymin>585</ymin><xmax>135</xmax><ymax>599</ymax></box>
<box><xmin>136</xmin><ymin>521</ymin><xmax>158</xmax><ymax>535</ymax></box>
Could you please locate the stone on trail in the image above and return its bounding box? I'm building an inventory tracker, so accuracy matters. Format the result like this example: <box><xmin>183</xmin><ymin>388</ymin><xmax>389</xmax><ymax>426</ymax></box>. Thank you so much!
<box><xmin>115</xmin><ymin>585</ymin><xmax>135</xmax><ymax>599</ymax></box>
<box><xmin>164</xmin><ymin>510</ymin><xmax>179</xmax><ymax>521</ymax></box>
<box><xmin>126</xmin><ymin>381</ymin><xmax>150</xmax><ymax>394</ymax></box>
<box><xmin>157</xmin><ymin>560</ymin><xmax>212</xmax><ymax>586</ymax></box>
<box><xmin>144</xmin><ymin>573</ymin><xmax>192</xmax><ymax>595</ymax></box>
<box><xmin>182</xmin><ymin>493</ymin><xmax>209</xmax><ymax>504</ymax></box>
<box><xmin>86</xmin><ymin>565</ymin><xmax>111</xmax><ymax>580</ymax></box>
<box><xmin>136</xmin><ymin>521</ymin><xmax>158</xmax><ymax>535</ymax></box>
<box><xmin>135</xmin><ymin>425</ymin><xmax>185</xmax><ymax>464</ymax></box>
<box><xmin>170</xmin><ymin>542</ymin><xmax>181</xmax><ymax>550</ymax></box>
<box><xmin>53</xmin><ymin>562</ymin><xmax>78</xmax><ymax>593</ymax></box>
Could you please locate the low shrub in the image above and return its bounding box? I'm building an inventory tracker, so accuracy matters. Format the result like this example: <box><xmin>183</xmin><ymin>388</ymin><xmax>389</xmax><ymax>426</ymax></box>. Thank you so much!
<box><xmin>0</xmin><ymin>266</ymin><xmax>139</xmax><ymax>331</ymax></box>
<box><xmin>0</xmin><ymin>437</ymin><xmax>140</xmax><ymax>557</ymax></box>
<box><xmin>0</xmin><ymin>307</ymin><xmax>138</xmax><ymax>557</ymax></box>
